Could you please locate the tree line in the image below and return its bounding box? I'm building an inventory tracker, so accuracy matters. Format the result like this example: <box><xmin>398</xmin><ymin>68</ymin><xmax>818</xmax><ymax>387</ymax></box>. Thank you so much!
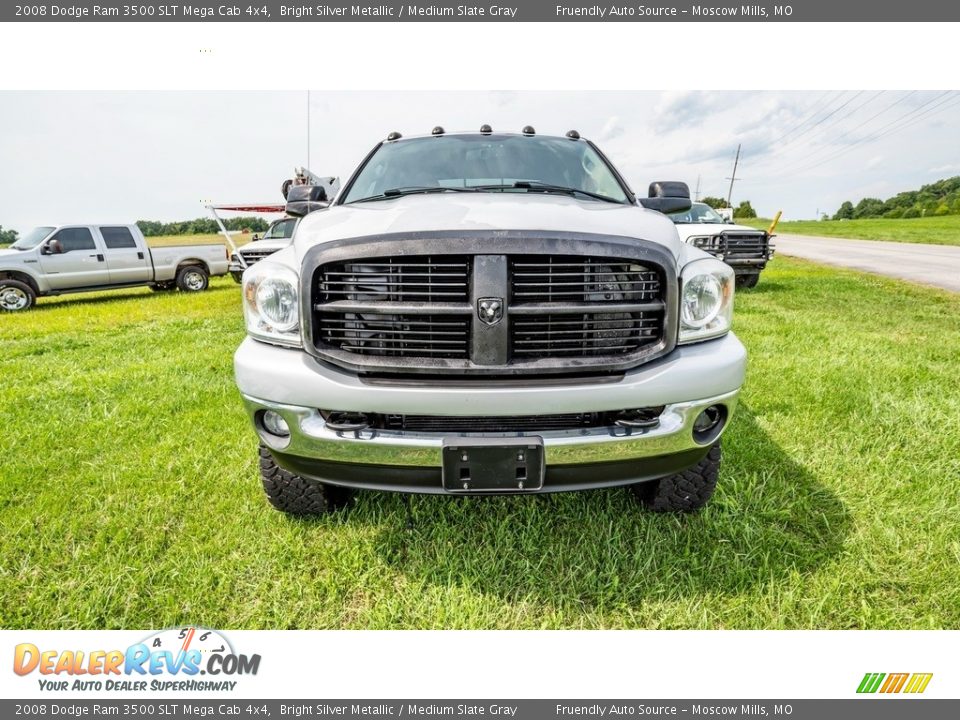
<box><xmin>136</xmin><ymin>217</ymin><xmax>270</xmax><ymax>236</ymax></box>
<box><xmin>832</xmin><ymin>176</ymin><xmax>960</xmax><ymax>220</ymax></box>
<box><xmin>700</xmin><ymin>197</ymin><xmax>758</xmax><ymax>218</ymax></box>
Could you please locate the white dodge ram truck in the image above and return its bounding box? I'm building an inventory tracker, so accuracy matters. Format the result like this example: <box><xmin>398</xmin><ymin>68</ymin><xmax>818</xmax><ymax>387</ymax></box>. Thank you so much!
<box><xmin>234</xmin><ymin>128</ymin><xmax>746</xmax><ymax>514</ymax></box>
<box><xmin>668</xmin><ymin>202</ymin><xmax>774</xmax><ymax>288</ymax></box>
<box><xmin>0</xmin><ymin>224</ymin><xmax>228</xmax><ymax>311</ymax></box>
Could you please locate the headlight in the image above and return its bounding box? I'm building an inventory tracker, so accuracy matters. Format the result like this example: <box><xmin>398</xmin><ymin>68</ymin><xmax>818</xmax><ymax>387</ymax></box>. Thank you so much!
<box><xmin>679</xmin><ymin>258</ymin><xmax>734</xmax><ymax>344</ymax></box>
<box><xmin>242</xmin><ymin>263</ymin><xmax>302</xmax><ymax>347</ymax></box>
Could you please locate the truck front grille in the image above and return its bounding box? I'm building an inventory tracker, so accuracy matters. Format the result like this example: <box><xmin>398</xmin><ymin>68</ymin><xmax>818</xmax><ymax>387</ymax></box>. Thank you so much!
<box><xmin>239</xmin><ymin>248</ymin><xmax>278</xmax><ymax>265</ymax></box>
<box><xmin>307</xmin><ymin>236</ymin><xmax>676</xmax><ymax>376</ymax></box>
<box><xmin>718</xmin><ymin>231</ymin><xmax>769</xmax><ymax>257</ymax></box>
<box><xmin>316</xmin><ymin>313</ymin><xmax>469</xmax><ymax>359</ymax></box>
<box><xmin>510</xmin><ymin>257</ymin><xmax>660</xmax><ymax>303</ymax></box>
<box><xmin>318</xmin><ymin>257</ymin><xmax>470</xmax><ymax>303</ymax></box>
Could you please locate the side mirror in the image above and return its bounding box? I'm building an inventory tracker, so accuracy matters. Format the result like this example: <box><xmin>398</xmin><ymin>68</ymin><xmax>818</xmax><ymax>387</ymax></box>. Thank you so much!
<box><xmin>638</xmin><ymin>181</ymin><xmax>692</xmax><ymax>214</ymax></box>
<box><xmin>285</xmin><ymin>184</ymin><xmax>330</xmax><ymax>217</ymax></box>
<box><xmin>252</xmin><ymin>234</ymin><xmax>261</xmax><ymax>242</ymax></box>
<box><xmin>42</xmin><ymin>239</ymin><xmax>64</xmax><ymax>255</ymax></box>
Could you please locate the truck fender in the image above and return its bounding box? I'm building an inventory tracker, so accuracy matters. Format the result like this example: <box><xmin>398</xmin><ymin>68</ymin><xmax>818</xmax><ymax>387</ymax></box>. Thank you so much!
<box><xmin>0</xmin><ymin>268</ymin><xmax>45</xmax><ymax>295</ymax></box>
<box><xmin>175</xmin><ymin>258</ymin><xmax>210</xmax><ymax>274</ymax></box>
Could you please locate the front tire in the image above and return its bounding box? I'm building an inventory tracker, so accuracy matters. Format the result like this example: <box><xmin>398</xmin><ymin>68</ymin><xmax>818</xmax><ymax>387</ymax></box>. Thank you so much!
<box><xmin>736</xmin><ymin>273</ymin><xmax>759</xmax><ymax>289</ymax></box>
<box><xmin>176</xmin><ymin>266</ymin><xmax>209</xmax><ymax>292</ymax></box>
<box><xmin>0</xmin><ymin>279</ymin><xmax>36</xmax><ymax>312</ymax></box>
<box><xmin>259</xmin><ymin>445</ymin><xmax>354</xmax><ymax>515</ymax></box>
<box><xmin>631</xmin><ymin>443</ymin><xmax>721</xmax><ymax>512</ymax></box>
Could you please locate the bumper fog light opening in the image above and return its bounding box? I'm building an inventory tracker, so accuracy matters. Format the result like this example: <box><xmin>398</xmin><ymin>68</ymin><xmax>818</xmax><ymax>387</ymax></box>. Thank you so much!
<box><xmin>692</xmin><ymin>405</ymin><xmax>727</xmax><ymax>445</ymax></box>
<box><xmin>261</xmin><ymin>410</ymin><xmax>291</xmax><ymax>438</ymax></box>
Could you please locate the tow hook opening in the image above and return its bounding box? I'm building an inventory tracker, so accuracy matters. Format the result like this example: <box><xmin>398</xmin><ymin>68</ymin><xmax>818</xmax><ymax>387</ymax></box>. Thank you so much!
<box><xmin>322</xmin><ymin>411</ymin><xmax>372</xmax><ymax>432</ymax></box>
<box><xmin>692</xmin><ymin>404</ymin><xmax>727</xmax><ymax>445</ymax></box>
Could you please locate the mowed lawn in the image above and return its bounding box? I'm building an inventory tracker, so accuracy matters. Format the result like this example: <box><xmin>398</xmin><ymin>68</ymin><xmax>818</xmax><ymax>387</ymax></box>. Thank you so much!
<box><xmin>1</xmin><ymin>259</ymin><xmax>958</xmax><ymax>629</ymax></box>
<box><xmin>741</xmin><ymin>215</ymin><xmax>960</xmax><ymax>246</ymax></box>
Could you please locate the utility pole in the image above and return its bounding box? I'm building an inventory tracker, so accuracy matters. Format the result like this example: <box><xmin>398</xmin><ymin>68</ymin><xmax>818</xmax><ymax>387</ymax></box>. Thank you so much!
<box><xmin>694</xmin><ymin>175</ymin><xmax>701</xmax><ymax>202</ymax></box>
<box><xmin>725</xmin><ymin>144</ymin><xmax>741</xmax><ymax>208</ymax></box>
<box><xmin>306</xmin><ymin>90</ymin><xmax>311</xmax><ymax>169</ymax></box>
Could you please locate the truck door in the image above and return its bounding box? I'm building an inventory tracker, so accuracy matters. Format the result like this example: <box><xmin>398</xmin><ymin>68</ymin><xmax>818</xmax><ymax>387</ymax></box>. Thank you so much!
<box><xmin>99</xmin><ymin>226</ymin><xmax>152</xmax><ymax>284</ymax></box>
<box><xmin>38</xmin><ymin>226</ymin><xmax>111</xmax><ymax>290</ymax></box>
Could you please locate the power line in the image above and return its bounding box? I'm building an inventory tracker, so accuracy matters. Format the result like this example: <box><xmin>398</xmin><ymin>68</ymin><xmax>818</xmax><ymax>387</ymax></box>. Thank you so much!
<box><xmin>766</xmin><ymin>90</ymin><xmax>866</xmax><ymax>157</ymax></box>
<box><xmin>778</xmin><ymin>90</ymin><xmax>917</xmax><ymax>166</ymax></box>
<box><xmin>785</xmin><ymin>92</ymin><xmax>960</xmax><ymax>175</ymax></box>
<box><xmin>765</xmin><ymin>90</ymin><xmax>836</xmax><ymax>146</ymax></box>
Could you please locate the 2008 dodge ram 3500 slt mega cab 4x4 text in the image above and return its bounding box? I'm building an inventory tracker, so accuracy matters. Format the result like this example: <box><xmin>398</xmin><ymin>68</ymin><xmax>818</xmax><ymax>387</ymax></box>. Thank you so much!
<box><xmin>234</xmin><ymin>128</ymin><xmax>747</xmax><ymax>514</ymax></box>
<box><xmin>0</xmin><ymin>224</ymin><xmax>229</xmax><ymax>311</ymax></box>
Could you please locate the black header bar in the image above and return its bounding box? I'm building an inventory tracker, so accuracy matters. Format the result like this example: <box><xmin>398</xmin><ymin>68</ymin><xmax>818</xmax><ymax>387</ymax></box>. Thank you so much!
<box><xmin>4</xmin><ymin>0</ymin><xmax>959</xmax><ymax>22</ymax></box>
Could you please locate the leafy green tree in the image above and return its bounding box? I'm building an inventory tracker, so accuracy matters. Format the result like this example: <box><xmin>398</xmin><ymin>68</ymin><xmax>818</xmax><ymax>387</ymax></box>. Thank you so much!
<box><xmin>733</xmin><ymin>200</ymin><xmax>757</xmax><ymax>219</ymax></box>
<box><xmin>902</xmin><ymin>207</ymin><xmax>921</xmax><ymax>219</ymax></box>
<box><xmin>700</xmin><ymin>196</ymin><xmax>728</xmax><ymax>210</ymax></box>
<box><xmin>0</xmin><ymin>226</ymin><xmax>18</xmax><ymax>245</ymax></box>
<box><xmin>136</xmin><ymin>217</ymin><xmax>269</xmax><ymax>237</ymax></box>
<box><xmin>833</xmin><ymin>201</ymin><xmax>855</xmax><ymax>220</ymax></box>
<box><xmin>853</xmin><ymin>198</ymin><xmax>887</xmax><ymax>219</ymax></box>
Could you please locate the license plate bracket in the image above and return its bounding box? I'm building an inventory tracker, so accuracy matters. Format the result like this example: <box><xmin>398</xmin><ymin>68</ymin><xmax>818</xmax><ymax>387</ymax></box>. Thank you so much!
<box><xmin>441</xmin><ymin>437</ymin><xmax>545</xmax><ymax>492</ymax></box>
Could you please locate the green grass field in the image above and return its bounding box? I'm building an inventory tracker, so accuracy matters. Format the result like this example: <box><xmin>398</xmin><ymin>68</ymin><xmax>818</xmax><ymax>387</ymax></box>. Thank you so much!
<box><xmin>1</xmin><ymin>259</ymin><xmax>959</xmax><ymax>629</ymax></box>
<box><xmin>741</xmin><ymin>215</ymin><xmax>960</xmax><ymax>246</ymax></box>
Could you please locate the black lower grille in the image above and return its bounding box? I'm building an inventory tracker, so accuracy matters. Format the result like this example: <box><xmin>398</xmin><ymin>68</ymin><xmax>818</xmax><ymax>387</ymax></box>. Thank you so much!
<box><xmin>377</xmin><ymin>407</ymin><xmax>664</xmax><ymax>433</ymax></box>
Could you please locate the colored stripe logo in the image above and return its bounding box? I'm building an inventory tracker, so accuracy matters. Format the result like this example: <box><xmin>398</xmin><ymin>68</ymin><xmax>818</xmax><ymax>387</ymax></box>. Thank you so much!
<box><xmin>857</xmin><ymin>672</ymin><xmax>933</xmax><ymax>694</ymax></box>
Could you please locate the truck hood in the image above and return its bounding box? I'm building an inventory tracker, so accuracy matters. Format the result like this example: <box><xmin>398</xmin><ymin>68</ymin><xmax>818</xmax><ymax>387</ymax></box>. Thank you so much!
<box><xmin>239</xmin><ymin>238</ymin><xmax>292</xmax><ymax>253</ymax></box>
<box><xmin>673</xmin><ymin>222</ymin><xmax>761</xmax><ymax>243</ymax></box>
<box><xmin>292</xmin><ymin>193</ymin><xmax>683</xmax><ymax>261</ymax></box>
<box><xmin>0</xmin><ymin>247</ymin><xmax>27</xmax><ymax>261</ymax></box>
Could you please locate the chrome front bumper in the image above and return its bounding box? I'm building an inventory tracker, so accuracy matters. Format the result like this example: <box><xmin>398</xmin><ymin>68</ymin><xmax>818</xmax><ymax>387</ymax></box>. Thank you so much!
<box><xmin>243</xmin><ymin>388</ymin><xmax>739</xmax><ymax>469</ymax></box>
<box><xmin>235</xmin><ymin>333</ymin><xmax>746</xmax><ymax>492</ymax></box>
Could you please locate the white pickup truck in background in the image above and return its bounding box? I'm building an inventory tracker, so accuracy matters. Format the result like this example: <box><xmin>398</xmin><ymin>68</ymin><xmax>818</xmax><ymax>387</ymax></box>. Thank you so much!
<box><xmin>0</xmin><ymin>224</ymin><xmax>229</xmax><ymax>311</ymax></box>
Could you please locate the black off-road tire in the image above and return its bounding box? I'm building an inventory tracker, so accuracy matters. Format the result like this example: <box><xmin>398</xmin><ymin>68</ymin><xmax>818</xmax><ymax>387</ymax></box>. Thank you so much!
<box><xmin>0</xmin><ymin>279</ymin><xmax>37</xmax><ymax>312</ymax></box>
<box><xmin>175</xmin><ymin>265</ymin><xmax>209</xmax><ymax>292</ymax></box>
<box><xmin>258</xmin><ymin>445</ymin><xmax>354</xmax><ymax>515</ymax></box>
<box><xmin>736</xmin><ymin>273</ymin><xmax>760</xmax><ymax>289</ymax></box>
<box><xmin>631</xmin><ymin>443</ymin><xmax>721</xmax><ymax>512</ymax></box>
<box><xmin>230</xmin><ymin>271</ymin><xmax>243</xmax><ymax>284</ymax></box>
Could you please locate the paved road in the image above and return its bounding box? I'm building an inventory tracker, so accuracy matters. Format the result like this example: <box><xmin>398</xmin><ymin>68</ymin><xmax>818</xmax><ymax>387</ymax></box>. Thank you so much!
<box><xmin>774</xmin><ymin>233</ymin><xmax>960</xmax><ymax>293</ymax></box>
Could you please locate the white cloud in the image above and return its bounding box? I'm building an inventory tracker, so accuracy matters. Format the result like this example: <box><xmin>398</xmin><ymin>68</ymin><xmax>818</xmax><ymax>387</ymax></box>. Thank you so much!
<box><xmin>599</xmin><ymin>115</ymin><xmax>623</xmax><ymax>141</ymax></box>
<box><xmin>1</xmin><ymin>90</ymin><xmax>958</xmax><ymax>229</ymax></box>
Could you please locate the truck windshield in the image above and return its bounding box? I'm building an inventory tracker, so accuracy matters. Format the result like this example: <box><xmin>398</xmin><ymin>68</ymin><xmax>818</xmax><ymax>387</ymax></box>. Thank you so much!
<box><xmin>11</xmin><ymin>226</ymin><xmax>55</xmax><ymax>250</ymax></box>
<box><xmin>342</xmin><ymin>134</ymin><xmax>631</xmax><ymax>205</ymax></box>
<box><xmin>262</xmin><ymin>219</ymin><xmax>296</xmax><ymax>240</ymax></box>
<box><xmin>669</xmin><ymin>203</ymin><xmax>727</xmax><ymax>225</ymax></box>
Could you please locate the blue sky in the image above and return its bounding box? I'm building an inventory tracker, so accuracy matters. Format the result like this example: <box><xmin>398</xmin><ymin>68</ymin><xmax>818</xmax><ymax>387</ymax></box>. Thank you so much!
<box><xmin>1</xmin><ymin>90</ymin><xmax>958</xmax><ymax>233</ymax></box>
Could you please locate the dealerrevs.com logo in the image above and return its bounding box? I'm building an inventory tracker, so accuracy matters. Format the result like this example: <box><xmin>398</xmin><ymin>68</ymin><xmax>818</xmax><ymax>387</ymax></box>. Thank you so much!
<box><xmin>13</xmin><ymin>627</ymin><xmax>261</xmax><ymax>693</ymax></box>
<box><xmin>857</xmin><ymin>672</ymin><xmax>933</xmax><ymax>694</ymax></box>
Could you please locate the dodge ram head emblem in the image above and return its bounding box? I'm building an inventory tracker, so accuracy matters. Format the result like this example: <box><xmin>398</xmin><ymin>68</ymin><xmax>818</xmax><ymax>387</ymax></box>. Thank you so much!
<box><xmin>477</xmin><ymin>297</ymin><xmax>504</xmax><ymax>325</ymax></box>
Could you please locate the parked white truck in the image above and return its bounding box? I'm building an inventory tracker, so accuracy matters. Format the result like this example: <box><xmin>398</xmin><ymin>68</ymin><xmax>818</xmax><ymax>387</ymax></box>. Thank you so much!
<box><xmin>0</xmin><ymin>224</ymin><xmax>228</xmax><ymax>311</ymax></box>
<box><xmin>668</xmin><ymin>202</ymin><xmax>774</xmax><ymax>288</ymax></box>
<box><xmin>235</xmin><ymin>128</ymin><xmax>746</xmax><ymax>515</ymax></box>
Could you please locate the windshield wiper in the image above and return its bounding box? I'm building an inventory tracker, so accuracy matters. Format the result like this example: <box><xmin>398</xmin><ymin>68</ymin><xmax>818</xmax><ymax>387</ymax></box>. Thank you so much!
<box><xmin>473</xmin><ymin>181</ymin><xmax>624</xmax><ymax>204</ymax></box>
<box><xmin>351</xmin><ymin>186</ymin><xmax>479</xmax><ymax>203</ymax></box>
